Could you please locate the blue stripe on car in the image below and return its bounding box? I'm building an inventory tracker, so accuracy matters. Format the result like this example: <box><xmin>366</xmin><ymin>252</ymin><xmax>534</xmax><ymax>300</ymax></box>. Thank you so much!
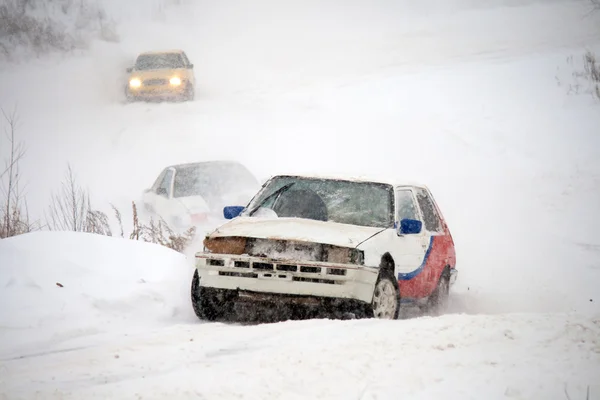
<box><xmin>397</xmin><ymin>236</ymin><xmax>434</xmax><ymax>281</ymax></box>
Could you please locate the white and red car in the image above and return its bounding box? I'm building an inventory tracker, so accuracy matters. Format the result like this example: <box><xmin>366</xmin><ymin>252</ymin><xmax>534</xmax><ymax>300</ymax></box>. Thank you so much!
<box><xmin>192</xmin><ymin>174</ymin><xmax>457</xmax><ymax>320</ymax></box>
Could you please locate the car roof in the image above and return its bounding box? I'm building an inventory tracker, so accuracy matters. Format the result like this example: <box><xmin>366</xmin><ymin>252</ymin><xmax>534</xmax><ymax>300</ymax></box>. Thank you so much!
<box><xmin>138</xmin><ymin>49</ymin><xmax>186</xmax><ymax>56</ymax></box>
<box><xmin>264</xmin><ymin>173</ymin><xmax>428</xmax><ymax>189</ymax></box>
<box><xmin>167</xmin><ymin>160</ymin><xmax>249</xmax><ymax>170</ymax></box>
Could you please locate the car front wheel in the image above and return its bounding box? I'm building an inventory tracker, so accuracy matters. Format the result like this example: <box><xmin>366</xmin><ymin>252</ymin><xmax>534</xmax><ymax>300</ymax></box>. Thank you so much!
<box><xmin>371</xmin><ymin>273</ymin><xmax>400</xmax><ymax>319</ymax></box>
<box><xmin>190</xmin><ymin>270</ymin><xmax>233</xmax><ymax>321</ymax></box>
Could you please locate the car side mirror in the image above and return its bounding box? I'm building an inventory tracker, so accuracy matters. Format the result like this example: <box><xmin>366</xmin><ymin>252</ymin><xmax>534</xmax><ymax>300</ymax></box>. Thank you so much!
<box><xmin>398</xmin><ymin>219</ymin><xmax>422</xmax><ymax>235</ymax></box>
<box><xmin>188</xmin><ymin>64</ymin><xmax>194</xmax><ymax>69</ymax></box>
<box><xmin>224</xmin><ymin>206</ymin><xmax>244</xmax><ymax>219</ymax></box>
<box><xmin>126</xmin><ymin>67</ymin><xmax>133</xmax><ymax>73</ymax></box>
<box><xmin>156</xmin><ymin>187</ymin><xmax>168</xmax><ymax>196</ymax></box>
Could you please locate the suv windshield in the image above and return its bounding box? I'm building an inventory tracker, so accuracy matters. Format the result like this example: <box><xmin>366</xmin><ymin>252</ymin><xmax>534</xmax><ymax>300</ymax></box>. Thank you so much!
<box><xmin>135</xmin><ymin>53</ymin><xmax>184</xmax><ymax>70</ymax></box>
<box><xmin>244</xmin><ymin>176</ymin><xmax>394</xmax><ymax>228</ymax></box>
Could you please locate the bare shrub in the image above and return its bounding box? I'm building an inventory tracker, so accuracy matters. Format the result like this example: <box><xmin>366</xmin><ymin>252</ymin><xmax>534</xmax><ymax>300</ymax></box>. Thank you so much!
<box><xmin>0</xmin><ymin>106</ymin><xmax>38</xmax><ymax>238</ymax></box>
<box><xmin>557</xmin><ymin>50</ymin><xmax>600</xmax><ymax>101</ymax></box>
<box><xmin>578</xmin><ymin>51</ymin><xmax>600</xmax><ymax>100</ymax></box>
<box><xmin>46</xmin><ymin>163</ymin><xmax>111</xmax><ymax>235</ymax></box>
<box><xmin>129</xmin><ymin>202</ymin><xmax>196</xmax><ymax>253</ymax></box>
<box><xmin>86</xmin><ymin>207</ymin><xmax>112</xmax><ymax>236</ymax></box>
<box><xmin>46</xmin><ymin>174</ymin><xmax>194</xmax><ymax>252</ymax></box>
<box><xmin>0</xmin><ymin>0</ymin><xmax>118</xmax><ymax>62</ymax></box>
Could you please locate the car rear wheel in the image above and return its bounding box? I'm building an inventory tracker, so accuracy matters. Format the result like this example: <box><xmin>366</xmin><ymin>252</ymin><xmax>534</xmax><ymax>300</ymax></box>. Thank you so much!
<box><xmin>426</xmin><ymin>269</ymin><xmax>450</xmax><ymax>316</ymax></box>
<box><xmin>371</xmin><ymin>273</ymin><xmax>400</xmax><ymax>319</ymax></box>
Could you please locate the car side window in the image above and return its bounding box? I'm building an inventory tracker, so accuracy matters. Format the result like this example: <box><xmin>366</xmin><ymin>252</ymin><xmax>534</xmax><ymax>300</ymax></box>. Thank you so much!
<box><xmin>395</xmin><ymin>189</ymin><xmax>419</xmax><ymax>222</ymax></box>
<box><xmin>157</xmin><ymin>169</ymin><xmax>174</xmax><ymax>197</ymax></box>
<box><xmin>415</xmin><ymin>188</ymin><xmax>442</xmax><ymax>233</ymax></box>
<box><xmin>151</xmin><ymin>170</ymin><xmax>167</xmax><ymax>191</ymax></box>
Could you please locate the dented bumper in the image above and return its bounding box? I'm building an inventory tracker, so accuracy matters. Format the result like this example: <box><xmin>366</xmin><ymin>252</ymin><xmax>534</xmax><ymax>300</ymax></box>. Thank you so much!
<box><xmin>195</xmin><ymin>253</ymin><xmax>379</xmax><ymax>304</ymax></box>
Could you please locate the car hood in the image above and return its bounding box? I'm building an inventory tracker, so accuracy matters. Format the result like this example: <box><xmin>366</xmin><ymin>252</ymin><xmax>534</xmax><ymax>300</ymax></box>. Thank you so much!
<box><xmin>208</xmin><ymin>217</ymin><xmax>384</xmax><ymax>248</ymax></box>
<box><xmin>129</xmin><ymin>68</ymin><xmax>187</xmax><ymax>80</ymax></box>
<box><xmin>173</xmin><ymin>196</ymin><xmax>210</xmax><ymax>214</ymax></box>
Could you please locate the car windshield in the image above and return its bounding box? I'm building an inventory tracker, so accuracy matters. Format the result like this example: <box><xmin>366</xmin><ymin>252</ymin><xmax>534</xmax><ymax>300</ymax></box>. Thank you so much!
<box><xmin>244</xmin><ymin>176</ymin><xmax>394</xmax><ymax>228</ymax></box>
<box><xmin>172</xmin><ymin>162</ymin><xmax>257</xmax><ymax>200</ymax></box>
<box><xmin>135</xmin><ymin>53</ymin><xmax>184</xmax><ymax>70</ymax></box>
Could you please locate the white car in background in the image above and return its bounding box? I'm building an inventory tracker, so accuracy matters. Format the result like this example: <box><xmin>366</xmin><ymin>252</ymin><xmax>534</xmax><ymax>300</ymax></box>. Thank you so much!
<box><xmin>141</xmin><ymin>161</ymin><xmax>260</xmax><ymax>229</ymax></box>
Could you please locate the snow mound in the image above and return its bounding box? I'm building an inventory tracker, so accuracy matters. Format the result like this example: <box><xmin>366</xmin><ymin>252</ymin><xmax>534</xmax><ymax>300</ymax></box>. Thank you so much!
<box><xmin>0</xmin><ymin>231</ymin><xmax>196</xmax><ymax>359</ymax></box>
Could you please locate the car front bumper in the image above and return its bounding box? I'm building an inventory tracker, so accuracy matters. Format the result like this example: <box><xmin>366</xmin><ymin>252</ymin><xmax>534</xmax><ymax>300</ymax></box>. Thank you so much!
<box><xmin>127</xmin><ymin>85</ymin><xmax>186</xmax><ymax>100</ymax></box>
<box><xmin>195</xmin><ymin>253</ymin><xmax>379</xmax><ymax>304</ymax></box>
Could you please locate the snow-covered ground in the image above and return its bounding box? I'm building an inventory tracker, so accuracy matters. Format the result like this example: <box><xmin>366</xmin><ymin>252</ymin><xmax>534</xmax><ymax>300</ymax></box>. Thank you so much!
<box><xmin>1</xmin><ymin>232</ymin><xmax>599</xmax><ymax>399</ymax></box>
<box><xmin>1</xmin><ymin>0</ymin><xmax>600</xmax><ymax>398</ymax></box>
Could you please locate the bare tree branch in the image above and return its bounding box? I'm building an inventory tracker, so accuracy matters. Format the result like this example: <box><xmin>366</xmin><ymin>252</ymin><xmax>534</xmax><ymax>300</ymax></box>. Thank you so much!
<box><xmin>46</xmin><ymin>163</ymin><xmax>90</xmax><ymax>231</ymax></box>
<box><xmin>45</xmin><ymin>163</ymin><xmax>112</xmax><ymax>235</ymax></box>
<box><xmin>1</xmin><ymin>106</ymin><xmax>37</xmax><ymax>238</ymax></box>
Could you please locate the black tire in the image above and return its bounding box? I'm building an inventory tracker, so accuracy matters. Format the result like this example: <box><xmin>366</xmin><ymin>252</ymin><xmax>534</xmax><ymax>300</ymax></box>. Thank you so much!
<box><xmin>426</xmin><ymin>268</ymin><xmax>451</xmax><ymax>316</ymax></box>
<box><xmin>370</xmin><ymin>272</ymin><xmax>400</xmax><ymax>319</ymax></box>
<box><xmin>190</xmin><ymin>270</ymin><xmax>232</xmax><ymax>321</ymax></box>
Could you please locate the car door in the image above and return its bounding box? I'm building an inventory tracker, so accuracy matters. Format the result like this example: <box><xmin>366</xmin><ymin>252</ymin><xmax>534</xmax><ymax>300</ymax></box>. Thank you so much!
<box><xmin>390</xmin><ymin>187</ymin><xmax>432</xmax><ymax>280</ymax></box>
<box><xmin>413</xmin><ymin>187</ymin><xmax>449</xmax><ymax>284</ymax></box>
<box><xmin>149</xmin><ymin>168</ymin><xmax>175</xmax><ymax>219</ymax></box>
<box><xmin>181</xmin><ymin>52</ymin><xmax>195</xmax><ymax>86</ymax></box>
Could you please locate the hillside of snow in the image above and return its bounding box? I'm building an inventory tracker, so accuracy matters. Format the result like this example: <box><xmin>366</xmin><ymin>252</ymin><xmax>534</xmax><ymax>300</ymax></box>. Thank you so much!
<box><xmin>1</xmin><ymin>0</ymin><xmax>600</xmax><ymax>398</ymax></box>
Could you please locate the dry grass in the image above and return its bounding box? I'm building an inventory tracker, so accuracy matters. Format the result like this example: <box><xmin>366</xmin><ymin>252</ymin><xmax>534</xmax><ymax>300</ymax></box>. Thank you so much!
<box><xmin>128</xmin><ymin>202</ymin><xmax>196</xmax><ymax>253</ymax></box>
<box><xmin>43</xmin><ymin>165</ymin><xmax>196</xmax><ymax>253</ymax></box>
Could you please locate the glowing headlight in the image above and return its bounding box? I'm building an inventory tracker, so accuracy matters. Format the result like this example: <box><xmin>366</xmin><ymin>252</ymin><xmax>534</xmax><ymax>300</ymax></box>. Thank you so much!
<box><xmin>129</xmin><ymin>78</ymin><xmax>141</xmax><ymax>88</ymax></box>
<box><xmin>169</xmin><ymin>77</ymin><xmax>181</xmax><ymax>85</ymax></box>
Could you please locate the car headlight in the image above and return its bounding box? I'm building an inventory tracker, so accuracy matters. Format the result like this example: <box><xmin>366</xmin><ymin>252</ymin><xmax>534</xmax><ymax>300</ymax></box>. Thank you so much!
<box><xmin>169</xmin><ymin>77</ymin><xmax>181</xmax><ymax>85</ymax></box>
<box><xmin>129</xmin><ymin>78</ymin><xmax>141</xmax><ymax>88</ymax></box>
<box><xmin>326</xmin><ymin>246</ymin><xmax>364</xmax><ymax>265</ymax></box>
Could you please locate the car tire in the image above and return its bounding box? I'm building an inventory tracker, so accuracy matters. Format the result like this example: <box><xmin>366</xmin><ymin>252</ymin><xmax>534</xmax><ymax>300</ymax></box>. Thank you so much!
<box><xmin>370</xmin><ymin>272</ymin><xmax>400</xmax><ymax>319</ymax></box>
<box><xmin>426</xmin><ymin>268</ymin><xmax>451</xmax><ymax>316</ymax></box>
<box><xmin>190</xmin><ymin>270</ymin><xmax>232</xmax><ymax>321</ymax></box>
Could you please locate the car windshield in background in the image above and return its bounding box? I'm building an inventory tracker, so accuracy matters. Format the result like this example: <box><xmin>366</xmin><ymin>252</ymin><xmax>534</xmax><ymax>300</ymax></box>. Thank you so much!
<box><xmin>172</xmin><ymin>163</ymin><xmax>257</xmax><ymax>199</ymax></box>
<box><xmin>135</xmin><ymin>53</ymin><xmax>184</xmax><ymax>70</ymax></box>
<box><xmin>245</xmin><ymin>176</ymin><xmax>394</xmax><ymax>228</ymax></box>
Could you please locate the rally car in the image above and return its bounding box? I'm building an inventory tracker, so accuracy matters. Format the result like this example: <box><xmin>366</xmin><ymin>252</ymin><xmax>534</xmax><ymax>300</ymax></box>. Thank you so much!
<box><xmin>191</xmin><ymin>174</ymin><xmax>457</xmax><ymax>321</ymax></box>
<box><xmin>124</xmin><ymin>49</ymin><xmax>195</xmax><ymax>102</ymax></box>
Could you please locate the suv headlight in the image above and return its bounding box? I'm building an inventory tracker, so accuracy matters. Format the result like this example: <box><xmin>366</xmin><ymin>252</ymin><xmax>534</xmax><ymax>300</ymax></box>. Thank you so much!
<box><xmin>129</xmin><ymin>78</ymin><xmax>141</xmax><ymax>88</ymax></box>
<box><xmin>169</xmin><ymin>77</ymin><xmax>181</xmax><ymax>85</ymax></box>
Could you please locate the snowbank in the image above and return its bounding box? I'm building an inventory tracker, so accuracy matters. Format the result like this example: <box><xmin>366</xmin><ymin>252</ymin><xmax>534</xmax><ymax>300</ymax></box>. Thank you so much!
<box><xmin>0</xmin><ymin>231</ymin><xmax>196</xmax><ymax>359</ymax></box>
